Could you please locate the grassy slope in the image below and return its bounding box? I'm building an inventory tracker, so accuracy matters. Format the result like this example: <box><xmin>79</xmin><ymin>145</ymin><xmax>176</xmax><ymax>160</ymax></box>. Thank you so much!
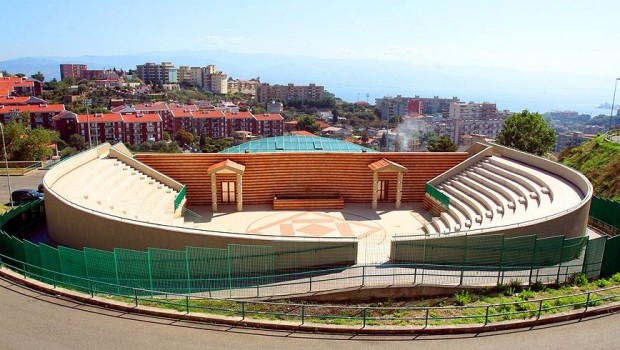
<box><xmin>560</xmin><ymin>135</ymin><xmax>620</xmax><ymax>202</ymax></box>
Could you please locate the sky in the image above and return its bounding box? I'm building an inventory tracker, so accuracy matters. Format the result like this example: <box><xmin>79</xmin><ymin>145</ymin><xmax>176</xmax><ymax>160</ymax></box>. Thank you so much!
<box><xmin>1</xmin><ymin>0</ymin><xmax>618</xmax><ymax>113</ymax></box>
<box><xmin>1</xmin><ymin>0</ymin><xmax>618</xmax><ymax>77</ymax></box>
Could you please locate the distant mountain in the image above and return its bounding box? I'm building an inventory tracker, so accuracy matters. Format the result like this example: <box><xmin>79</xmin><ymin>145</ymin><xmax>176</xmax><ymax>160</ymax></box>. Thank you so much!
<box><xmin>0</xmin><ymin>49</ymin><xmax>612</xmax><ymax>112</ymax></box>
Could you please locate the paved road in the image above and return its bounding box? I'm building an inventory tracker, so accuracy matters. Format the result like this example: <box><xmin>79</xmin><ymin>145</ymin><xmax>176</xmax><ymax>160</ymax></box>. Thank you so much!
<box><xmin>0</xmin><ymin>169</ymin><xmax>46</xmax><ymax>205</ymax></box>
<box><xmin>1</xmin><ymin>277</ymin><xmax>619</xmax><ymax>350</ymax></box>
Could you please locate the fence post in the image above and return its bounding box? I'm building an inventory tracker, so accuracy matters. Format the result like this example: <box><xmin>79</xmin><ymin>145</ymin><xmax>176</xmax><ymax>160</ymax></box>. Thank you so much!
<box><xmin>556</xmin><ymin>239</ymin><xmax>566</xmax><ymax>284</ymax></box>
<box><xmin>185</xmin><ymin>295</ymin><xmax>189</xmax><ymax>314</ymax></box>
<box><xmin>309</xmin><ymin>275</ymin><xmax>313</xmax><ymax>292</ymax></box>
<box><xmin>537</xmin><ymin>299</ymin><xmax>543</xmax><ymax>319</ymax></box>
<box><xmin>241</xmin><ymin>301</ymin><xmax>246</xmax><ymax>320</ymax></box>
<box><xmin>424</xmin><ymin>308</ymin><xmax>429</xmax><ymax>328</ymax></box>
<box><xmin>134</xmin><ymin>289</ymin><xmax>138</xmax><ymax>307</ymax></box>
<box><xmin>362</xmin><ymin>308</ymin><xmax>367</xmax><ymax>328</ymax></box>
<box><xmin>301</xmin><ymin>305</ymin><xmax>305</xmax><ymax>325</ymax></box>
<box><xmin>484</xmin><ymin>305</ymin><xmax>490</xmax><ymax>325</ymax></box>
<box><xmin>585</xmin><ymin>291</ymin><xmax>591</xmax><ymax>311</ymax></box>
<box><xmin>362</xmin><ymin>266</ymin><xmax>366</xmax><ymax>286</ymax></box>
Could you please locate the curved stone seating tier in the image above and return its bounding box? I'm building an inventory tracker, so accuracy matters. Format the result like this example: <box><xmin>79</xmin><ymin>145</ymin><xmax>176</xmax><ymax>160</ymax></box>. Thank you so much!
<box><xmin>487</xmin><ymin>157</ymin><xmax>554</xmax><ymax>201</ymax></box>
<box><xmin>480</xmin><ymin>161</ymin><xmax>543</xmax><ymax>206</ymax></box>
<box><xmin>426</xmin><ymin>153</ymin><xmax>585</xmax><ymax>236</ymax></box>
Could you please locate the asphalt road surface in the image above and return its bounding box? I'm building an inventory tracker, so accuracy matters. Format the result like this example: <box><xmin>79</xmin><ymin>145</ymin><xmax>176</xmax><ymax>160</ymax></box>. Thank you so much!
<box><xmin>0</xmin><ymin>169</ymin><xmax>47</xmax><ymax>205</ymax></box>
<box><xmin>1</xmin><ymin>277</ymin><xmax>620</xmax><ymax>350</ymax></box>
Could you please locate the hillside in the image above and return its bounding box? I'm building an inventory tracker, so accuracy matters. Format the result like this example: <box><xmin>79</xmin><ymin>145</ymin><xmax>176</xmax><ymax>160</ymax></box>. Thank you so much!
<box><xmin>560</xmin><ymin>135</ymin><xmax>620</xmax><ymax>201</ymax></box>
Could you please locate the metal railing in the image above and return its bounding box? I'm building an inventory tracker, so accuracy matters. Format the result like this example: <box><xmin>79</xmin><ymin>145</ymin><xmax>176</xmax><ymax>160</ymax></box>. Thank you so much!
<box><xmin>173</xmin><ymin>185</ymin><xmax>186</xmax><ymax>211</ymax></box>
<box><xmin>426</xmin><ymin>183</ymin><xmax>450</xmax><ymax>208</ymax></box>
<box><xmin>0</xmin><ymin>251</ymin><xmax>617</xmax><ymax>328</ymax></box>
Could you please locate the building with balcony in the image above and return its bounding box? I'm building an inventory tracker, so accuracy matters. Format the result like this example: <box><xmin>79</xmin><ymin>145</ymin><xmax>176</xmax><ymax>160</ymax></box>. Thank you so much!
<box><xmin>256</xmin><ymin>83</ymin><xmax>325</xmax><ymax>104</ymax></box>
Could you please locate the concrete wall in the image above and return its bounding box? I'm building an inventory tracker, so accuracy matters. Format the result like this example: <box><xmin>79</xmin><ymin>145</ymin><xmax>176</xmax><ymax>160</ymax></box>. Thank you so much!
<box><xmin>44</xmin><ymin>147</ymin><xmax>357</xmax><ymax>270</ymax></box>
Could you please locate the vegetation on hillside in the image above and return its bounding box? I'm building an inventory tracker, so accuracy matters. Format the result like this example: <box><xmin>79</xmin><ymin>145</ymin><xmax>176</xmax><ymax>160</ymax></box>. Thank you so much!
<box><xmin>559</xmin><ymin>134</ymin><xmax>620</xmax><ymax>201</ymax></box>
<box><xmin>496</xmin><ymin>110</ymin><xmax>556</xmax><ymax>156</ymax></box>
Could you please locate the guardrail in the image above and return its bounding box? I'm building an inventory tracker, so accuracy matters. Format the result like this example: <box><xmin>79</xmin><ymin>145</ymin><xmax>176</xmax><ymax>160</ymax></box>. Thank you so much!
<box><xmin>0</xmin><ymin>161</ymin><xmax>41</xmax><ymax>175</ymax></box>
<box><xmin>425</xmin><ymin>183</ymin><xmax>450</xmax><ymax>208</ymax></box>
<box><xmin>0</xmin><ymin>250</ymin><xmax>617</xmax><ymax>328</ymax></box>
<box><xmin>174</xmin><ymin>185</ymin><xmax>186</xmax><ymax>211</ymax></box>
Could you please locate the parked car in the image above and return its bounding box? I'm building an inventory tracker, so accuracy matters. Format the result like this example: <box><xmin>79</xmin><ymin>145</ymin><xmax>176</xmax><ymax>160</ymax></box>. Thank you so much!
<box><xmin>11</xmin><ymin>189</ymin><xmax>44</xmax><ymax>204</ymax></box>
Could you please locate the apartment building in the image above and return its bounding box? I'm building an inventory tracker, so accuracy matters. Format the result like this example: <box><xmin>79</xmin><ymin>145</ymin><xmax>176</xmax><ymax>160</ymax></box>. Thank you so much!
<box><xmin>227</xmin><ymin>79</ymin><xmax>260</xmax><ymax>97</ymax></box>
<box><xmin>136</xmin><ymin>62</ymin><xmax>179</xmax><ymax>84</ymax></box>
<box><xmin>449</xmin><ymin>101</ymin><xmax>497</xmax><ymax>120</ymax></box>
<box><xmin>203</xmin><ymin>65</ymin><xmax>227</xmax><ymax>94</ymax></box>
<box><xmin>60</xmin><ymin>64</ymin><xmax>88</xmax><ymax>80</ymax></box>
<box><xmin>256</xmin><ymin>83</ymin><xmax>325</xmax><ymax>104</ymax></box>
<box><xmin>254</xmin><ymin>113</ymin><xmax>284</xmax><ymax>137</ymax></box>
<box><xmin>375</xmin><ymin>95</ymin><xmax>460</xmax><ymax>119</ymax></box>
<box><xmin>121</xmin><ymin>113</ymin><xmax>163</xmax><ymax>144</ymax></box>
<box><xmin>192</xmin><ymin>110</ymin><xmax>226</xmax><ymax>139</ymax></box>
<box><xmin>225</xmin><ymin>111</ymin><xmax>254</xmax><ymax>136</ymax></box>
<box><xmin>0</xmin><ymin>103</ymin><xmax>65</xmax><ymax>129</ymax></box>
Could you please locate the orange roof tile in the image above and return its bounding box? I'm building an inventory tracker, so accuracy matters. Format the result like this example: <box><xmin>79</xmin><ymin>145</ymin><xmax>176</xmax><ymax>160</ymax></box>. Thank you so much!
<box><xmin>291</xmin><ymin>130</ymin><xmax>315</xmax><ymax>136</ymax></box>
<box><xmin>224</xmin><ymin>111</ymin><xmax>253</xmax><ymax>119</ymax></box>
<box><xmin>0</xmin><ymin>104</ymin><xmax>65</xmax><ymax>114</ymax></box>
<box><xmin>76</xmin><ymin>113</ymin><xmax>123</xmax><ymax>123</ymax></box>
<box><xmin>255</xmin><ymin>113</ymin><xmax>283</xmax><ymax>121</ymax></box>
<box><xmin>121</xmin><ymin>113</ymin><xmax>162</xmax><ymax>123</ymax></box>
<box><xmin>193</xmin><ymin>110</ymin><xmax>225</xmax><ymax>119</ymax></box>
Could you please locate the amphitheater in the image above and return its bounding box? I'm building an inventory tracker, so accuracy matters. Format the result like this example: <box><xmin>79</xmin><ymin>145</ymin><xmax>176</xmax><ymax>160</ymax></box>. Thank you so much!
<box><xmin>35</xmin><ymin>135</ymin><xmax>594</xmax><ymax>298</ymax></box>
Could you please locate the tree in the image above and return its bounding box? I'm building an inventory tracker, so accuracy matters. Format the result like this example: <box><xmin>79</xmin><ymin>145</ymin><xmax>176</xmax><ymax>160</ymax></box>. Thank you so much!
<box><xmin>427</xmin><ymin>135</ymin><xmax>457</xmax><ymax>152</ymax></box>
<box><xmin>30</xmin><ymin>71</ymin><xmax>44</xmax><ymax>82</ymax></box>
<box><xmin>174</xmin><ymin>129</ymin><xmax>194</xmax><ymax>146</ymax></box>
<box><xmin>496</xmin><ymin>110</ymin><xmax>556</xmax><ymax>156</ymax></box>
<box><xmin>296</xmin><ymin>115</ymin><xmax>320</xmax><ymax>134</ymax></box>
<box><xmin>199</xmin><ymin>133</ymin><xmax>206</xmax><ymax>148</ymax></box>
<box><xmin>68</xmin><ymin>134</ymin><xmax>87</xmax><ymax>151</ymax></box>
<box><xmin>1</xmin><ymin>121</ymin><xmax>59</xmax><ymax>161</ymax></box>
<box><xmin>162</xmin><ymin>131</ymin><xmax>171</xmax><ymax>141</ymax></box>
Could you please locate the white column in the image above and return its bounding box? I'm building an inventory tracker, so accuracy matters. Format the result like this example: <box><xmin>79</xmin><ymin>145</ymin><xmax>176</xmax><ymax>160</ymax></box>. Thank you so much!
<box><xmin>211</xmin><ymin>173</ymin><xmax>217</xmax><ymax>212</ymax></box>
<box><xmin>236</xmin><ymin>174</ymin><xmax>243</xmax><ymax>212</ymax></box>
<box><xmin>372</xmin><ymin>172</ymin><xmax>378</xmax><ymax>210</ymax></box>
<box><xmin>396</xmin><ymin>172</ymin><xmax>403</xmax><ymax>209</ymax></box>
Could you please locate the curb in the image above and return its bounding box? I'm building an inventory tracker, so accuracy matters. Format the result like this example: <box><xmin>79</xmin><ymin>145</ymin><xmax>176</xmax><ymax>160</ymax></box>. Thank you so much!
<box><xmin>2</xmin><ymin>267</ymin><xmax>619</xmax><ymax>336</ymax></box>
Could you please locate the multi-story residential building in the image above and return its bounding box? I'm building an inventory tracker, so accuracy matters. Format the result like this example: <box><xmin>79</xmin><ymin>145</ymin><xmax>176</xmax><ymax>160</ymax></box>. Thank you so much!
<box><xmin>254</xmin><ymin>113</ymin><xmax>284</xmax><ymax>137</ymax></box>
<box><xmin>121</xmin><ymin>113</ymin><xmax>163</xmax><ymax>144</ymax></box>
<box><xmin>203</xmin><ymin>65</ymin><xmax>228</xmax><ymax>94</ymax></box>
<box><xmin>60</xmin><ymin>64</ymin><xmax>88</xmax><ymax>80</ymax></box>
<box><xmin>376</xmin><ymin>95</ymin><xmax>459</xmax><ymax>119</ymax></box>
<box><xmin>79</xmin><ymin>113</ymin><xmax>124</xmax><ymax>145</ymax></box>
<box><xmin>189</xmin><ymin>67</ymin><xmax>203</xmax><ymax>88</ymax></box>
<box><xmin>0</xmin><ymin>76</ymin><xmax>37</xmax><ymax>97</ymax></box>
<box><xmin>449</xmin><ymin>101</ymin><xmax>497</xmax><ymax>120</ymax></box>
<box><xmin>256</xmin><ymin>83</ymin><xmax>325</xmax><ymax>104</ymax></box>
<box><xmin>454</xmin><ymin>118</ymin><xmax>506</xmax><ymax>145</ymax></box>
<box><xmin>0</xmin><ymin>103</ymin><xmax>65</xmax><ymax>129</ymax></box>
<box><xmin>192</xmin><ymin>110</ymin><xmax>226</xmax><ymax>139</ymax></box>
<box><xmin>136</xmin><ymin>62</ymin><xmax>179</xmax><ymax>84</ymax></box>
<box><xmin>168</xmin><ymin>104</ymin><xmax>198</xmax><ymax>135</ymax></box>
<box><xmin>266</xmin><ymin>101</ymin><xmax>284</xmax><ymax>113</ymax></box>
<box><xmin>225</xmin><ymin>111</ymin><xmax>254</xmax><ymax>136</ymax></box>
<box><xmin>227</xmin><ymin>79</ymin><xmax>260</xmax><ymax>97</ymax></box>
<box><xmin>0</xmin><ymin>96</ymin><xmax>47</xmax><ymax>105</ymax></box>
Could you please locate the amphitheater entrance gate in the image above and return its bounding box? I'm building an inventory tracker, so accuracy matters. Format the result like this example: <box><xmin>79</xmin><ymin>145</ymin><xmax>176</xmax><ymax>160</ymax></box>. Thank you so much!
<box><xmin>207</xmin><ymin>159</ymin><xmax>245</xmax><ymax>212</ymax></box>
<box><xmin>368</xmin><ymin>158</ymin><xmax>408</xmax><ymax>209</ymax></box>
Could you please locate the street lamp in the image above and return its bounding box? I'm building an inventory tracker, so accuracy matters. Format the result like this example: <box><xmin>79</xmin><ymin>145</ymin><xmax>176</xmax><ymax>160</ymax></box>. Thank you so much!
<box><xmin>0</xmin><ymin>123</ymin><xmax>13</xmax><ymax>208</ymax></box>
<box><xmin>610</xmin><ymin>78</ymin><xmax>620</xmax><ymax>132</ymax></box>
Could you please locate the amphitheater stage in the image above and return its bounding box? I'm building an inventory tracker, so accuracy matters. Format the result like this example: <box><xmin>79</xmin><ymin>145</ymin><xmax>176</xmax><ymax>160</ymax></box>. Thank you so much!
<box><xmin>186</xmin><ymin>202</ymin><xmax>428</xmax><ymax>264</ymax></box>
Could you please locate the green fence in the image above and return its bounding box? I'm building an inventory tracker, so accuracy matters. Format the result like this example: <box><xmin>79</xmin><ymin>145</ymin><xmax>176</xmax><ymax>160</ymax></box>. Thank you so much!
<box><xmin>0</xmin><ymin>200</ymin><xmax>613</xmax><ymax>299</ymax></box>
<box><xmin>392</xmin><ymin>234</ymin><xmax>589</xmax><ymax>268</ymax></box>
<box><xmin>426</xmin><ymin>183</ymin><xmax>449</xmax><ymax>208</ymax></box>
<box><xmin>590</xmin><ymin>196</ymin><xmax>620</xmax><ymax>232</ymax></box>
<box><xmin>174</xmin><ymin>185</ymin><xmax>186</xmax><ymax>211</ymax></box>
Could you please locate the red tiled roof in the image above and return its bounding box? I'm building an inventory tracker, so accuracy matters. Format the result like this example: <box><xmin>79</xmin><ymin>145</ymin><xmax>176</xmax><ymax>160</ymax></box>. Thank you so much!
<box><xmin>121</xmin><ymin>113</ymin><xmax>162</xmax><ymax>123</ymax></box>
<box><xmin>0</xmin><ymin>104</ymin><xmax>65</xmax><ymax>114</ymax></box>
<box><xmin>291</xmin><ymin>130</ymin><xmax>315</xmax><ymax>136</ymax></box>
<box><xmin>193</xmin><ymin>110</ymin><xmax>225</xmax><ymax>119</ymax></box>
<box><xmin>76</xmin><ymin>113</ymin><xmax>123</xmax><ymax>123</ymax></box>
<box><xmin>0</xmin><ymin>96</ymin><xmax>29</xmax><ymax>104</ymax></box>
<box><xmin>134</xmin><ymin>102</ymin><xmax>168</xmax><ymax>112</ymax></box>
<box><xmin>224</xmin><ymin>111</ymin><xmax>253</xmax><ymax>119</ymax></box>
<box><xmin>255</xmin><ymin>113</ymin><xmax>283</xmax><ymax>121</ymax></box>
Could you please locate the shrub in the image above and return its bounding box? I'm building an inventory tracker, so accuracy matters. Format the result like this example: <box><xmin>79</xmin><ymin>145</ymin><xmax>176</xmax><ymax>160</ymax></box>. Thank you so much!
<box><xmin>597</xmin><ymin>279</ymin><xmax>612</xmax><ymax>288</ymax></box>
<box><xmin>531</xmin><ymin>280</ymin><xmax>546</xmax><ymax>292</ymax></box>
<box><xmin>519</xmin><ymin>289</ymin><xmax>535</xmax><ymax>301</ymax></box>
<box><xmin>611</xmin><ymin>273</ymin><xmax>620</xmax><ymax>283</ymax></box>
<box><xmin>508</xmin><ymin>279</ymin><xmax>523</xmax><ymax>292</ymax></box>
<box><xmin>569</xmin><ymin>273</ymin><xmax>588</xmax><ymax>286</ymax></box>
<box><xmin>454</xmin><ymin>291</ymin><xmax>472</xmax><ymax>306</ymax></box>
